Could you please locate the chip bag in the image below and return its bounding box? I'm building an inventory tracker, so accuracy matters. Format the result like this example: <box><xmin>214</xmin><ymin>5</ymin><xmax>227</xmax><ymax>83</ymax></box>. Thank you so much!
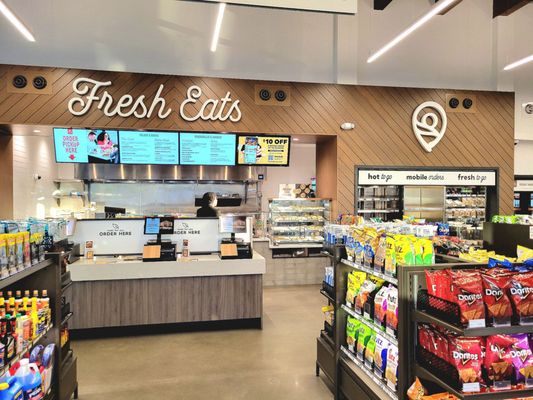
<box><xmin>449</xmin><ymin>270</ymin><xmax>485</xmax><ymax>326</ymax></box>
<box><xmin>509</xmin><ymin>271</ymin><xmax>533</xmax><ymax>322</ymax></box>
<box><xmin>385</xmin><ymin>286</ymin><xmax>399</xmax><ymax>333</ymax></box>
<box><xmin>374</xmin><ymin>335</ymin><xmax>390</xmax><ymax>377</ymax></box>
<box><xmin>355</xmin><ymin>278</ymin><xmax>383</xmax><ymax>312</ymax></box>
<box><xmin>407</xmin><ymin>377</ymin><xmax>427</xmax><ymax>400</ymax></box>
<box><xmin>346</xmin><ymin>271</ymin><xmax>367</xmax><ymax>307</ymax></box>
<box><xmin>365</xmin><ymin>332</ymin><xmax>377</xmax><ymax>369</ymax></box>
<box><xmin>481</xmin><ymin>271</ymin><xmax>513</xmax><ymax>324</ymax></box>
<box><xmin>517</xmin><ymin>245</ymin><xmax>533</xmax><ymax>263</ymax></box>
<box><xmin>374</xmin><ymin>285</ymin><xmax>389</xmax><ymax>327</ymax></box>
<box><xmin>0</xmin><ymin>235</ymin><xmax>8</xmax><ymax>278</ymax></box>
<box><xmin>346</xmin><ymin>316</ymin><xmax>359</xmax><ymax>352</ymax></box>
<box><xmin>374</xmin><ymin>233</ymin><xmax>387</xmax><ymax>273</ymax></box>
<box><xmin>384</xmin><ymin>234</ymin><xmax>397</xmax><ymax>277</ymax></box>
<box><xmin>395</xmin><ymin>236</ymin><xmax>415</xmax><ymax>266</ymax></box>
<box><xmin>451</xmin><ymin>337</ymin><xmax>484</xmax><ymax>386</ymax></box>
<box><xmin>385</xmin><ymin>344</ymin><xmax>399</xmax><ymax>390</ymax></box>
<box><xmin>484</xmin><ymin>335</ymin><xmax>516</xmax><ymax>384</ymax></box>
<box><xmin>356</xmin><ymin>323</ymin><xmax>372</xmax><ymax>360</ymax></box>
<box><xmin>510</xmin><ymin>333</ymin><xmax>533</xmax><ymax>383</ymax></box>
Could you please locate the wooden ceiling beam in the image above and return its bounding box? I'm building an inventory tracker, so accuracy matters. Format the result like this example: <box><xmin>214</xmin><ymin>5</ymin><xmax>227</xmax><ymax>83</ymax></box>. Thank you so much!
<box><xmin>493</xmin><ymin>0</ymin><xmax>533</xmax><ymax>17</ymax></box>
<box><xmin>374</xmin><ymin>0</ymin><xmax>394</xmax><ymax>10</ymax></box>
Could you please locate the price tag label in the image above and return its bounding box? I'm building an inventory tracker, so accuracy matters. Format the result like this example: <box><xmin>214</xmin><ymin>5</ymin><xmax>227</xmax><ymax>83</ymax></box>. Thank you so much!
<box><xmin>530</xmin><ymin>226</ymin><xmax>533</xmax><ymax>240</ymax></box>
<box><xmin>386</xmin><ymin>326</ymin><xmax>395</xmax><ymax>337</ymax></box>
<box><xmin>363</xmin><ymin>311</ymin><xmax>371</xmax><ymax>320</ymax></box>
<box><xmin>468</xmin><ymin>319</ymin><xmax>486</xmax><ymax>329</ymax></box>
<box><xmin>463</xmin><ymin>382</ymin><xmax>480</xmax><ymax>393</ymax></box>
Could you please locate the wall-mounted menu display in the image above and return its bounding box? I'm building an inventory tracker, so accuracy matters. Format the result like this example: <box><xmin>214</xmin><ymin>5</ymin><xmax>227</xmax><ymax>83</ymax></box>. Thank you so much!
<box><xmin>54</xmin><ymin>128</ymin><xmax>120</xmax><ymax>164</ymax></box>
<box><xmin>119</xmin><ymin>131</ymin><xmax>179</xmax><ymax>165</ymax></box>
<box><xmin>237</xmin><ymin>135</ymin><xmax>290</xmax><ymax>166</ymax></box>
<box><xmin>179</xmin><ymin>132</ymin><xmax>236</xmax><ymax>166</ymax></box>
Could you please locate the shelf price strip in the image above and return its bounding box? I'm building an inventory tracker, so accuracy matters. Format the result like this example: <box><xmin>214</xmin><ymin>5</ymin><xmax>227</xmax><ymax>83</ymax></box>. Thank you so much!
<box><xmin>342</xmin><ymin>304</ymin><xmax>398</xmax><ymax>345</ymax></box>
<box><xmin>341</xmin><ymin>259</ymin><xmax>398</xmax><ymax>285</ymax></box>
<box><xmin>341</xmin><ymin>346</ymin><xmax>398</xmax><ymax>400</ymax></box>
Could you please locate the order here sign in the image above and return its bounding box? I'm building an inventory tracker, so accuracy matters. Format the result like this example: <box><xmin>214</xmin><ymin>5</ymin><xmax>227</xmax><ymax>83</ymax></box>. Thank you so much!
<box><xmin>357</xmin><ymin>169</ymin><xmax>497</xmax><ymax>186</ymax></box>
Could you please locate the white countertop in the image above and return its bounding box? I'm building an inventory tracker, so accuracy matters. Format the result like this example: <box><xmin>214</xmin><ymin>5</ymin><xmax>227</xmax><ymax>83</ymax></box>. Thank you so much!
<box><xmin>69</xmin><ymin>253</ymin><xmax>266</xmax><ymax>282</ymax></box>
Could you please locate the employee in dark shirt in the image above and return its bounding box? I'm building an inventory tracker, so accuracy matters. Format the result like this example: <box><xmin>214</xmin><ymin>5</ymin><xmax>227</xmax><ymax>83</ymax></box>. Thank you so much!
<box><xmin>196</xmin><ymin>192</ymin><xmax>219</xmax><ymax>217</ymax></box>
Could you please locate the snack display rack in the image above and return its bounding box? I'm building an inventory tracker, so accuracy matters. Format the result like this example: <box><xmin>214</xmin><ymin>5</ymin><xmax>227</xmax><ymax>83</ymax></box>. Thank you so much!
<box><xmin>404</xmin><ymin>262</ymin><xmax>533</xmax><ymax>400</ymax></box>
<box><xmin>268</xmin><ymin>198</ymin><xmax>330</xmax><ymax>249</ymax></box>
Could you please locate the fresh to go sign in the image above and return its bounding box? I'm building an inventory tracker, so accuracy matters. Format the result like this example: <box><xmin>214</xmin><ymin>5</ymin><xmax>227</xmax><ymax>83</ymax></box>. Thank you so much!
<box><xmin>67</xmin><ymin>78</ymin><xmax>242</xmax><ymax>122</ymax></box>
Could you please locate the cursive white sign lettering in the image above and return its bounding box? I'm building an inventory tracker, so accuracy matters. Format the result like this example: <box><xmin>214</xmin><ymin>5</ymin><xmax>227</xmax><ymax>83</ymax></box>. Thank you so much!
<box><xmin>67</xmin><ymin>78</ymin><xmax>242</xmax><ymax>122</ymax></box>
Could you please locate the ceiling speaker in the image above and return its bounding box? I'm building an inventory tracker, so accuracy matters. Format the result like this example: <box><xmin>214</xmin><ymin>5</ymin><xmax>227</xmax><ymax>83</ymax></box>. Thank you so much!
<box><xmin>448</xmin><ymin>97</ymin><xmax>460</xmax><ymax>109</ymax></box>
<box><xmin>463</xmin><ymin>98</ymin><xmax>473</xmax><ymax>109</ymax></box>
<box><xmin>275</xmin><ymin>90</ymin><xmax>287</xmax><ymax>102</ymax></box>
<box><xmin>254</xmin><ymin>84</ymin><xmax>291</xmax><ymax>107</ymax></box>
<box><xmin>33</xmin><ymin>76</ymin><xmax>47</xmax><ymax>90</ymax></box>
<box><xmin>12</xmin><ymin>75</ymin><xmax>27</xmax><ymax>89</ymax></box>
<box><xmin>259</xmin><ymin>89</ymin><xmax>271</xmax><ymax>101</ymax></box>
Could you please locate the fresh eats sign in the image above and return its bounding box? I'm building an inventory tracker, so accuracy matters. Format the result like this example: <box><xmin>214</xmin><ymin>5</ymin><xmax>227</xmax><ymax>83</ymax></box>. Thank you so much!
<box><xmin>67</xmin><ymin>77</ymin><xmax>242</xmax><ymax>122</ymax></box>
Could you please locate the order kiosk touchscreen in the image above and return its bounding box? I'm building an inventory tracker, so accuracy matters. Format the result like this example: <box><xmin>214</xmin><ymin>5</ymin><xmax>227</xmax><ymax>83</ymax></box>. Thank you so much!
<box><xmin>219</xmin><ymin>216</ymin><xmax>252</xmax><ymax>260</ymax></box>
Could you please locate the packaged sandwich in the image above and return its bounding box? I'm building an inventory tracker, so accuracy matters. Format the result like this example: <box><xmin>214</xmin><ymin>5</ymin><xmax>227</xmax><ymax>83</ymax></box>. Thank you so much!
<box><xmin>510</xmin><ymin>333</ymin><xmax>533</xmax><ymax>384</ymax></box>
<box><xmin>385</xmin><ymin>286</ymin><xmax>399</xmax><ymax>334</ymax></box>
<box><xmin>374</xmin><ymin>335</ymin><xmax>390</xmax><ymax>378</ymax></box>
<box><xmin>451</xmin><ymin>337</ymin><xmax>484</xmax><ymax>390</ymax></box>
<box><xmin>385</xmin><ymin>344</ymin><xmax>399</xmax><ymax>391</ymax></box>
<box><xmin>384</xmin><ymin>234</ymin><xmax>397</xmax><ymax>277</ymax></box>
<box><xmin>509</xmin><ymin>271</ymin><xmax>533</xmax><ymax>324</ymax></box>
<box><xmin>484</xmin><ymin>335</ymin><xmax>515</xmax><ymax>386</ymax></box>
<box><xmin>374</xmin><ymin>285</ymin><xmax>390</xmax><ymax>327</ymax></box>
<box><xmin>449</xmin><ymin>270</ymin><xmax>485</xmax><ymax>327</ymax></box>
<box><xmin>481</xmin><ymin>271</ymin><xmax>513</xmax><ymax>325</ymax></box>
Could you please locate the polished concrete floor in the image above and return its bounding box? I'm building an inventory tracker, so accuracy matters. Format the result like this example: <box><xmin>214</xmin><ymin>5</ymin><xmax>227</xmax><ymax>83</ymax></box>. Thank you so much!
<box><xmin>72</xmin><ymin>285</ymin><xmax>333</xmax><ymax>399</ymax></box>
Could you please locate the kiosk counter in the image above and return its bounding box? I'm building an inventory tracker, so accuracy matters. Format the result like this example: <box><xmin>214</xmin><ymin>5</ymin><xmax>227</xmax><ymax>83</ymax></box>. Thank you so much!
<box><xmin>67</xmin><ymin>217</ymin><xmax>265</xmax><ymax>331</ymax></box>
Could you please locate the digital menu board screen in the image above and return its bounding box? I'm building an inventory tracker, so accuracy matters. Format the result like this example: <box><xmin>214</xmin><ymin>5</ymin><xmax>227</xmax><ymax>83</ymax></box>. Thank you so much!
<box><xmin>119</xmin><ymin>131</ymin><xmax>179</xmax><ymax>165</ymax></box>
<box><xmin>54</xmin><ymin>128</ymin><xmax>120</xmax><ymax>164</ymax></box>
<box><xmin>237</xmin><ymin>135</ymin><xmax>290</xmax><ymax>166</ymax></box>
<box><xmin>179</xmin><ymin>133</ymin><xmax>236</xmax><ymax>166</ymax></box>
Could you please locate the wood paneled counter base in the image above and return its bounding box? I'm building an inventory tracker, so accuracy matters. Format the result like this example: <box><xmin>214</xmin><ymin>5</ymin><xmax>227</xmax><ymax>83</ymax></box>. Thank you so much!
<box><xmin>67</xmin><ymin>255</ymin><xmax>265</xmax><ymax>331</ymax></box>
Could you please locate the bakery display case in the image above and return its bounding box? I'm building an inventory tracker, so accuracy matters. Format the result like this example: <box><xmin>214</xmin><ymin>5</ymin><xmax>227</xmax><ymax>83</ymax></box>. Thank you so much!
<box><xmin>268</xmin><ymin>198</ymin><xmax>331</xmax><ymax>247</ymax></box>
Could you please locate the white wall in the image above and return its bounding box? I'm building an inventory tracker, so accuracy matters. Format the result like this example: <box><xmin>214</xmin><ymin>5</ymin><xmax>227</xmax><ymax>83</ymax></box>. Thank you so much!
<box><xmin>261</xmin><ymin>143</ymin><xmax>316</xmax><ymax>210</ymax></box>
<box><xmin>12</xmin><ymin>135</ymin><xmax>59</xmax><ymax>219</ymax></box>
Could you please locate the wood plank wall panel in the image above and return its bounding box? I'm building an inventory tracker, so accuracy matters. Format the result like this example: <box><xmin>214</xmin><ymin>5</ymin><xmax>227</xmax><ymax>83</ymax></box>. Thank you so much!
<box><xmin>0</xmin><ymin>65</ymin><xmax>515</xmax><ymax>215</ymax></box>
<box><xmin>0</xmin><ymin>134</ymin><xmax>13</xmax><ymax>218</ymax></box>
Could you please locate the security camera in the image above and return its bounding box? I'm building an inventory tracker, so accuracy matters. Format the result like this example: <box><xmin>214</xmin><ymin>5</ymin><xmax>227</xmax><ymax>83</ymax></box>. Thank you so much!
<box><xmin>523</xmin><ymin>102</ymin><xmax>533</xmax><ymax>114</ymax></box>
<box><xmin>340</xmin><ymin>122</ymin><xmax>355</xmax><ymax>130</ymax></box>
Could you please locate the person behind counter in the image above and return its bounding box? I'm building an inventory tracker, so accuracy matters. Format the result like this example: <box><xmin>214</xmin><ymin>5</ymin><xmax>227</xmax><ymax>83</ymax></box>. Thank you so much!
<box><xmin>196</xmin><ymin>192</ymin><xmax>219</xmax><ymax>217</ymax></box>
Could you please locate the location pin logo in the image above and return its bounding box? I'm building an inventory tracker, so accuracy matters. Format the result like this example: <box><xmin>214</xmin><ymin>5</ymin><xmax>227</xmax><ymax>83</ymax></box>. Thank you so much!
<box><xmin>412</xmin><ymin>101</ymin><xmax>447</xmax><ymax>153</ymax></box>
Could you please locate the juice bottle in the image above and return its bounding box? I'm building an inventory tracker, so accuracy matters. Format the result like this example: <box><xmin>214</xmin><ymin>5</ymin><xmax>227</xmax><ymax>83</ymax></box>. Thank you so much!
<box><xmin>14</xmin><ymin>291</ymin><xmax>22</xmax><ymax>312</ymax></box>
<box><xmin>30</xmin><ymin>310</ymin><xmax>38</xmax><ymax>340</ymax></box>
<box><xmin>15</xmin><ymin>313</ymin><xmax>24</xmax><ymax>354</ymax></box>
<box><xmin>3</xmin><ymin>315</ymin><xmax>15</xmax><ymax>362</ymax></box>
<box><xmin>22</xmin><ymin>290</ymin><xmax>30</xmax><ymax>311</ymax></box>
<box><xmin>40</xmin><ymin>291</ymin><xmax>50</xmax><ymax>327</ymax></box>
<box><xmin>0</xmin><ymin>298</ymin><xmax>5</xmax><ymax>318</ymax></box>
<box><xmin>7</xmin><ymin>292</ymin><xmax>14</xmax><ymax>315</ymax></box>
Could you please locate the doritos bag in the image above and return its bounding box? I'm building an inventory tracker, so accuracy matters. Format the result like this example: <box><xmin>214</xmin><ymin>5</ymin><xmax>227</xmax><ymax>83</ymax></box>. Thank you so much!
<box><xmin>509</xmin><ymin>272</ymin><xmax>533</xmax><ymax>321</ymax></box>
<box><xmin>451</xmin><ymin>337</ymin><xmax>484</xmax><ymax>387</ymax></box>
<box><xmin>450</xmin><ymin>270</ymin><xmax>485</xmax><ymax>326</ymax></box>
<box><xmin>510</xmin><ymin>333</ymin><xmax>533</xmax><ymax>384</ymax></box>
<box><xmin>481</xmin><ymin>271</ymin><xmax>513</xmax><ymax>324</ymax></box>
<box><xmin>484</xmin><ymin>335</ymin><xmax>516</xmax><ymax>384</ymax></box>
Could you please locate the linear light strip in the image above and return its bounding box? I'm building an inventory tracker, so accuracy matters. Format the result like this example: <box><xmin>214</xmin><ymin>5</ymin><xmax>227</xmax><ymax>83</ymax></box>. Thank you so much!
<box><xmin>0</xmin><ymin>0</ymin><xmax>35</xmax><ymax>42</ymax></box>
<box><xmin>210</xmin><ymin>2</ymin><xmax>226</xmax><ymax>52</ymax></box>
<box><xmin>504</xmin><ymin>54</ymin><xmax>533</xmax><ymax>71</ymax></box>
<box><xmin>367</xmin><ymin>0</ymin><xmax>459</xmax><ymax>63</ymax></box>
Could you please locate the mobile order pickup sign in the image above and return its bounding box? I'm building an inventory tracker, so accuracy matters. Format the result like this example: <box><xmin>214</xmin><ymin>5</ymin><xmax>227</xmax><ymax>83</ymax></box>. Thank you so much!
<box><xmin>358</xmin><ymin>169</ymin><xmax>497</xmax><ymax>186</ymax></box>
<box><xmin>200</xmin><ymin>0</ymin><xmax>357</xmax><ymax>14</ymax></box>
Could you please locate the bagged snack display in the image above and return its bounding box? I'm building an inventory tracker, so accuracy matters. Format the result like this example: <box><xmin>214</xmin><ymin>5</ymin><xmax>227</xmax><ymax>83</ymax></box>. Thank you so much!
<box><xmin>510</xmin><ymin>333</ymin><xmax>533</xmax><ymax>385</ymax></box>
<box><xmin>356</xmin><ymin>323</ymin><xmax>372</xmax><ymax>361</ymax></box>
<box><xmin>0</xmin><ymin>235</ymin><xmax>8</xmax><ymax>278</ymax></box>
<box><xmin>364</xmin><ymin>332</ymin><xmax>376</xmax><ymax>370</ymax></box>
<box><xmin>449</xmin><ymin>270</ymin><xmax>485</xmax><ymax>327</ymax></box>
<box><xmin>15</xmin><ymin>233</ymin><xmax>24</xmax><ymax>271</ymax></box>
<box><xmin>451</xmin><ymin>337</ymin><xmax>484</xmax><ymax>391</ymax></box>
<box><xmin>374</xmin><ymin>285</ymin><xmax>389</xmax><ymax>327</ymax></box>
<box><xmin>385</xmin><ymin>344</ymin><xmax>399</xmax><ymax>391</ymax></box>
<box><xmin>346</xmin><ymin>316</ymin><xmax>359</xmax><ymax>352</ymax></box>
<box><xmin>395</xmin><ymin>235</ymin><xmax>415</xmax><ymax>266</ymax></box>
<box><xmin>355</xmin><ymin>277</ymin><xmax>384</xmax><ymax>313</ymax></box>
<box><xmin>363</xmin><ymin>229</ymin><xmax>381</xmax><ymax>269</ymax></box>
<box><xmin>384</xmin><ymin>234</ymin><xmax>397</xmax><ymax>277</ymax></box>
<box><xmin>346</xmin><ymin>271</ymin><xmax>366</xmax><ymax>307</ymax></box>
<box><xmin>484</xmin><ymin>335</ymin><xmax>515</xmax><ymax>387</ymax></box>
<box><xmin>425</xmin><ymin>270</ymin><xmax>453</xmax><ymax>310</ymax></box>
<box><xmin>407</xmin><ymin>377</ymin><xmax>427</xmax><ymax>400</ymax></box>
<box><xmin>385</xmin><ymin>286</ymin><xmax>399</xmax><ymax>334</ymax></box>
<box><xmin>419</xmin><ymin>238</ymin><xmax>435</xmax><ymax>265</ymax></box>
<box><xmin>22</xmin><ymin>231</ymin><xmax>31</xmax><ymax>268</ymax></box>
<box><xmin>481</xmin><ymin>271</ymin><xmax>513</xmax><ymax>325</ymax></box>
<box><xmin>509</xmin><ymin>271</ymin><xmax>533</xmax><ymax>324</ymax></box>
<box><xmin>6</xmin><ymin>235</ymin><xmax>17</xmax><ymax>275</ymax></box>
<box><xmin>374</xmin><ymin>335</ymin><xmax>390</xmax><ymax>378</ymax></box>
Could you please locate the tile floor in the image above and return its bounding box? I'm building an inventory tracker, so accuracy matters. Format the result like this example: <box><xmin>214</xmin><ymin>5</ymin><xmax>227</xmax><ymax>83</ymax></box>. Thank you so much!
<box><xmin>72</xmin><ymin>285</ymin><xmax>333</xmax><ymax>400</ymax></box>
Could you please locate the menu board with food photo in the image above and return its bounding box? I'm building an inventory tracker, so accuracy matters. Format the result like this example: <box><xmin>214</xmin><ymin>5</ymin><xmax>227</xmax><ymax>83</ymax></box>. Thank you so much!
<box><xmin>237</xmin><ymin>135</ymin><xmax>290</xmax><ymax>166</ymax></box>
<box><xmin>54</xmin><ymin>128</ymin><xmax>120</xmax><ymax>164</ymax></box>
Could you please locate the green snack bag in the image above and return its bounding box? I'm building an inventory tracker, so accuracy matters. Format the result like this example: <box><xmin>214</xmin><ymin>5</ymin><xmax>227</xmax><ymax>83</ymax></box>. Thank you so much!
<box><xmin>346</xmin><ymin>316</ymin><xmax>358</xmax><ymax>352</ymax></box>
<box><xmin>395</xmin><ymin>236</ymin><xmax>415</xmax><ymax>266</ymax></box>
<box><xmin>356</xmin><ymin>323</ymin><xmax>372</xmax><ymax>361</ymax></box>
<box><xmin>365</xmin><ymin>332</ymin><xmax>377</xmax><ymax>370</ymax></box>
<box><xmin>420</xmin><ymin>238</ymin><xmax>434</xmax><ymax>265</ymax></box>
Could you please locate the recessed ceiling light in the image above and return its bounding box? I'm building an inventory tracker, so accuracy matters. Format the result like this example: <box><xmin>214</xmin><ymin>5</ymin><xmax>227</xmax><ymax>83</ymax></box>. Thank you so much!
<box><xmin>33</xmin><ymin>129</ymin><xmax>41</xmax><ymax>133</ymax></box>
<box><xmin>0</xmin><ymin>1</ymin><xmax>35</xmax><ymax>42</ymax></box>
<box><xmin>367</xmin><ymin>0</ymin><xmax>460</xmax><ymax>63</ymax></box>
<box><xmin>504</xmin><ymin>54</ymin><xmax>533</xmax><ymax>71</ymax></box>
<box><xmin>293</xmin><ymin>138</ymin><xmax>300</xmax><ymax>141</ymax></box>
<box><xmin>210</xmin><ymin>3</ymin><xmax>226</xmax><ymax>52</ymax></box>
